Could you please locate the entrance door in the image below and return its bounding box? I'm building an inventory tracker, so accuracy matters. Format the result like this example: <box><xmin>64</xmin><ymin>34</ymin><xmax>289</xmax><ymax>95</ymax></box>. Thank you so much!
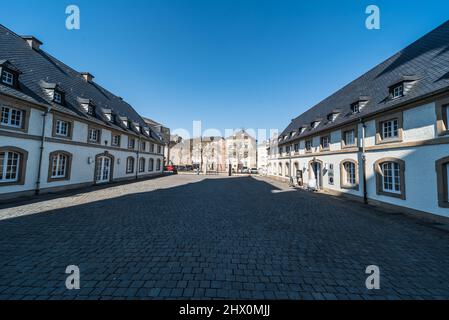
<box><xmin>309</xmin><ymin>161</ymin><xmax>322</xmax><ymax>190</ymax></box>
<box><xmin>95</xmin><ymin>156</ymin><xmax>111</xmax><ymax>184</ymax></box>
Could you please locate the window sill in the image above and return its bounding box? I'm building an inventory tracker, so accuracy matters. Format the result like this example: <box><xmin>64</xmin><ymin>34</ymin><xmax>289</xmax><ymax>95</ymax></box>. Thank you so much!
<box><xmin>341</xmin><ymin>184</ymin><xmax>359</xmax><ymax>191</ymax></box>
<box><xmin>377</xmin><ymin>190</ymin><xmax>405</xmax><ymax>200</ymax></box>
<box><xmin>0</xmin><ymin>180</ymin><xmax>24</xmax><ymax>186</ymax></box>
<box><xmin>341</xmin><ymin>143</ymin><xmax>357</xmax><ymax>149</ymax></box>
<box><xmin>48</xmin><ymin>176</ymin><xmax>70</xmax><ymax>183</ymax></box>
<box><xmin>0</xmin><ymin>124</ymin><xmax>27</xmax><ymax>133</ymax></box>
<box><xmin>375</xmin><ymin>138</ymin><xmax>402</xmax><ymax>145</ymax></box>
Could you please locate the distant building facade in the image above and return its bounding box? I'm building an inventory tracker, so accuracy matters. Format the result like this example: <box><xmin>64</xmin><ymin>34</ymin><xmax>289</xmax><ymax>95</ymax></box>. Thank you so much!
<box><xmin>226</xmin><ymin>130</ymin><xmax>257</xmax><ymax>172</ymax></box>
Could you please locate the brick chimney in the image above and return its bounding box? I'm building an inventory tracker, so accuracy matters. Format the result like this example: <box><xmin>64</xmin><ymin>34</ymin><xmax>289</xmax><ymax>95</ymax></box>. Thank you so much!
<box><xmin>22</xmin><ymin>36</ymin><xmax>43</xmax><ymax>50</ymax></box>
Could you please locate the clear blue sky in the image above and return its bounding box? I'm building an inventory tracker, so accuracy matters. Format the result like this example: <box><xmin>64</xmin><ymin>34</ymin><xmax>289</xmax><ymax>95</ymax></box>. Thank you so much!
<box><xmin>1</xmin><ymin>0</ymin><xmax>449</xmax><ymax>137</ymax></box>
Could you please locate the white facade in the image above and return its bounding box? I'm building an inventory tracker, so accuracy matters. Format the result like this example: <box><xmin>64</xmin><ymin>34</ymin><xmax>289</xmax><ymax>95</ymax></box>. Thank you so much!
<box><xmin>268</xmin><ymin>100</ymin><xmax>449</xmax><ymax>218</ymax></box>
<box><xmin>0</xmin><ymin>95</ymin><xmax>165</xmax><ymax>200</ymax></box>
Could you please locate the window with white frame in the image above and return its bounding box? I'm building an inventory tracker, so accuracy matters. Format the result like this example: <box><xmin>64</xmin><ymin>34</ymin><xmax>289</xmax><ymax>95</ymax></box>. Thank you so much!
<box><xmin>294</xmin><ymin>143</ymin><xmax>299</xmax><ymax>153</ymax></box>
<box><xmin>392</xmin><ymin>84</ymin><xmax>404</xmax><ymax>98</ymax></box>
<box><xmin>1</xmin><ymin>69</ymin><xmax>14</xmax><ymax>85</ymax></box>
<box><xmin>149</xmin><ymin>158</ymin><xmax>154</xmax><ymax>172</ymax></box>
<box><xmin>381</xmin><ymin>119</ymin><xmax>399</xmax><ymax>140</ymax></box>
<box><xmin>0</xmin><ymin>151</ymin><xmax>20</xmax><ymax>183</ymax></box>
<box><xmin>351</xmin><ymin>103</ymin><xmax>360</xmax><ymax>114</ymax></box>
<box><xmin>88</xmin><ymin>128</ymin><xmax>100</xmax><ymax>142</ymax></box>
<box><xmin>55</xmin><ymin>120</ymin><xmax>69</xmax><ymax>137</ymax></box>
<box><xmin>305</xmin><ymin>140</ymin><xmax>312</xmax><ymax>152</ymax></box>
<box><xmin>156</xmin><ymin>159</ymin><xmax>161</xmax><ymax>171</ymax></box>
<box><xmin>344</xmin><ymin>129</ymin><xmax>355</xmax><ymax>146</ymax></box>
<box><xmin>53</xmin><ymin>91</ymin><xmax>62</xmax><ymax>104</ymax></box>
<box><xmin>381</xmin><ymin>162</ymin><xmax>401</xmax><ymax>194</ymax></box>
<box><xmin>126</xmin><ymin>157</ymin><xmax>135</xmax><ymax>173</ymax></box>
<box><xmin>157</xmin><ymin>145</ymin><xmax>162</xmax><ymax>154</ymax></box>
<box><xmin>128</xmin><ymin>138</ymin><xmax>135</xmax><ymax>149</ymax></box>
<box><xmin>51</xmin><ymin>153</ymin><xmax>68</xmax><ymax>179</ymax></box>
<box><xmin>139</xmin><ymin>158</ymin><xmax>145</xmax><ymax>172</ymax></box>
<box><xmin>344</xmin><ymin>162</ymin><xmax>356</xmax><ymax>186</ymax></box>
<box><xmin>112</xmin><ymin>135</ymin><xmax>120</xmax><ymax>146</ymax></box>
<box><xmin>141</xmin><ymin>141</ymin><xmax>146</xmax><ymax>151</ymax></box>
<box><xmin>321</xmin><ymin>136</ymin><xmax>330</xmax><ymax>150</ymax></box>
<box><xmin>1</xmin><ymin>106</ymin><xmax>23</xmax><ymax>128</ymax></box>
<box><xmin>150</xmin><ymin>144</ymin><xmax>155</xmax><ymax>153</ymax></box>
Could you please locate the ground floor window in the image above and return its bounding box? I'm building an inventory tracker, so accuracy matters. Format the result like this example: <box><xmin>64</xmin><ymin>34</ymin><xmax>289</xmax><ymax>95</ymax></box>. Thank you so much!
<box><xmin>156</xmin><ymin>159</ymin><xmax>161</xmax><ymax>171</ymax></box>
<box><xmin>0</xmin><ymin>151</ymin><xmax>20</xmax><ymax>182</ymax></box>
<box><xmin>0</xmin><ymin>147</ymin><xmax>27</xmax><ymax>185</ymax></box>
<box><xmin>436</xmin><ymin>156</ymin><xmax>449</xmax><ymax>208</ymax></box>
<box><xmin>340</xmin><ymin>160</ymin><xmax>358</xmax><ymax>190</ymax></box>
<box><xmin>149</xmin><ymin>158</ymin><xmax>154</xmax><ymax>172</ymax></box>
<box><xmin>49</xmin><ymin>151</ymin><xmax>72</xmax><ymax>181</ymax></box>
<box><xmin>126</xmin><ymin>157</ymin><xmax>135</xmax><ymax>174</ymax></box>
<box><xmin>139</xmin><ymin>157</ymin><xmax>146</xmax><ymax>172</ymax></box>
<box><xmin>374</xmin><ymin>158</ymin><xmax>405</xmax><ymax>199</ymax></box>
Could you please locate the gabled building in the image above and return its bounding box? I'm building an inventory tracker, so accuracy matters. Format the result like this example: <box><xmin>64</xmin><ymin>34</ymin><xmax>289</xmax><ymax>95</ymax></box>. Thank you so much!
<box><xmin>268</xmin><ymin>20</ymin><xmax>449</xmax><ymax>218</ymax></box>
<box><xmin>0</xmin><ymin>25</ymin><xmax>165</xmax><ymax>200</ymax></box>
<box><xmin>226</xmin><ymin>130</ymin><xmax>257</xmax><ymax>172</ymax></box>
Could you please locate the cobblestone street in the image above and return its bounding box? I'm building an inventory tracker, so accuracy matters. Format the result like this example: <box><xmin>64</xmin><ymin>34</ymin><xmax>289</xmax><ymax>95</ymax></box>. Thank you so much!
<box><xmin>0</xmin><ymin>175</ymin><xmax>449</xmax><ymax>300</ymax></box>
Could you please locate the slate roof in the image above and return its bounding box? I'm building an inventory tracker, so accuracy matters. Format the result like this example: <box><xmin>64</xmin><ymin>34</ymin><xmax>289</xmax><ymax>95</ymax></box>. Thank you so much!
<box><xmin>0</xmin><ymin>24</ymin><xmax>162</xmax><ymax>143</ymax></box>
<box><xmin>280</xmin><ymin>20</ymin><xmax>449</xmax><ymax>145</ymax></box>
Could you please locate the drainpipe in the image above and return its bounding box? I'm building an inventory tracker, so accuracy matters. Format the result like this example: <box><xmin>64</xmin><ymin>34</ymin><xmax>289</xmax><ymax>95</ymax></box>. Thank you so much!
<box><xmin>360</xmin><ymin>118</ymin><xmax>368</xmax><ymax>204</ymax></box>
<box><xmin>35</xmin><ymin>107</ymin><xmax>51</xmax><ymax>195</ymax></box>
<box><xmin>136</xmin><ymin>137</ymin><xmax>140</xmax><ymax>180</ymax></box>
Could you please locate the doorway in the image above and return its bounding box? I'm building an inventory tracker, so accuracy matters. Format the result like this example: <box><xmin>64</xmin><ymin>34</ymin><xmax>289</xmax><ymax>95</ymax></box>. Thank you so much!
<box><xmin>95</xmin><ymin>152</ymin><xmax>114</xmax><ymax>184</ymax></box>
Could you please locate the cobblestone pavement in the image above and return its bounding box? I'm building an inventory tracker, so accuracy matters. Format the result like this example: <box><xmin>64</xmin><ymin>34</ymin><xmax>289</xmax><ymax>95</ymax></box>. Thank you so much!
<box><xmin>0</xmin><ymin>174</ymin><xmax>449</xmax><ymax>300</ymax></box>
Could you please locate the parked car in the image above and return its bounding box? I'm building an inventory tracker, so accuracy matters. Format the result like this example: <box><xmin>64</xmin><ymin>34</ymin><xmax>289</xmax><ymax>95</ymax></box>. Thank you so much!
<box><xmin>164</xmin><ymin>165</ymin><xmax>178</xmax><ymax>174</ymax></box>
<box><xmin>241</xmin><ymin>167</ymin><xmax>249</xmax><ymax>174</ymax></box>
<box><xmin>250</xmin><ymin>168</ymin><xmax>258</xmax><ymax>174</ymax></box>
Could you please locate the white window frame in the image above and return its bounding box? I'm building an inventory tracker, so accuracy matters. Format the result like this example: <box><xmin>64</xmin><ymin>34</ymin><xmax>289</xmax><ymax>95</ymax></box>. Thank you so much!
<box><xmin>1</xmin><ymin>70</ymin><xmax>14</xmax><ymax>85</ymax></box>
<box><xmin>55</xmin><ymin>120</ymin><xmax>69</xmax><ymax>137</ymax></box>
<box><xmin>139</xmin><ymin>158</ymin><xmax>145</xmax><ymax>173</ymax></box>
<box><xmin>126</xmin><ymin>157</ymin><xmax>134</xmax><ymax>173</ymax></box>
<box><xmin>321</xmin><ymin>136</ymin><xmax>330</xmax><ymax>149</ymax></box>
<box><xmin>53</xmin><ymin>91</ymin><xmax>62</xmax><ymax>104</ymax></box>
<box><xmin>0</xmin><ymin>151</ymin><xmax>20</xmax><ymax>183</ymax></box>
<box><xmin>344</xmin><ymin>130</ymin><xmax>355</xmax><ymax>146</ymax></box>
<box><xmin>1</xmin><ymin>106</ymin><xmax>23</xmax><ymax>128</ymax></box>
<box><xmin>381</xmin><ymin>119</ymin><xmax>399</xmax><ymax>140</ymax></box>
<box><xmin>392</xmin><ymin>84</ymin><xmax>404</xmax><ymax>99</ymax></box>
<box><xmin>381</xmin><ymin>162</ymin><xmax>401</xmax><ymax>194</ymax></box>
<box><xmin>51</xmin><ymin>153</ymin><xmax>68</xmax><ymax>178</ymax></box>
<box><xmin>88</xmin><ymin>129</ymin><xmax>99</xmax><ymax>142</ymax></box>
<box><xmin>112</xmin><ymin>135</ymin><xmax>120</xmax><ymax>146</ymax></box>
<box><xmin>344</xmin><ymin>162</ymin><xmax>356</xmax><ymax>186</ymax></box>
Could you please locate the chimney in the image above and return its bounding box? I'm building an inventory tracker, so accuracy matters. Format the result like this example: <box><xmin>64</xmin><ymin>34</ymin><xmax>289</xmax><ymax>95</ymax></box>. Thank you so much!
<box><xmin>81</xmin><ymin>72</ymin><xmax>95</xmax><ymax>82</ymax></box>
<box><xmin>22</xmin><ymin>36</ymin><xmax>43</xmax><ymax>50</ymax></box>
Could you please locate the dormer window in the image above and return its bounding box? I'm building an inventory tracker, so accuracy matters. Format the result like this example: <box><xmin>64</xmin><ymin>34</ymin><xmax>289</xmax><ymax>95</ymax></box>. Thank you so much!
<box><xmin>327</xmin><ymin>112</ymin><xmax>339</xmax><ymax>122</ymax></box>
<box><xmin>311</xmin><ymin>121</ymin><xmax>320</xmax><ymax>129</ymax></box>
<box><xmin>351</xmin><ymin>103</ymin><xmax>360</xmax><ymax>114</ymax></box>
<box><xmin>392</xmin><ymin>84</ymin><xmax>404</xmax><ymax>99</ymax></box>
<box><xmin>53</xmin><ymin>91</ymin><xmax>63</xmax><ymax>104</ymax></box>
<box><xmin>1</xmin><ymin>69</ymin><xmax>13</xmax><ymax>86</ymax></box>
<box><xmin>299</xmin><ymin>127</ymin><xmax>306</xmax><ymax>134</ymax></box>
<box><xmin>87</xmin><ymin>104</ymin><xmax>95</xmax><ymax>115</ymax></box>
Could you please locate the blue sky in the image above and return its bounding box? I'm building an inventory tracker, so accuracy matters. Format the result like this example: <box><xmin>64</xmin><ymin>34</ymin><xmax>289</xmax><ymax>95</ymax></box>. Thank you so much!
<box><xmin>1</xmin><ymin>0</ymin><xmax>449</xmax><ymax>138</ymax></box>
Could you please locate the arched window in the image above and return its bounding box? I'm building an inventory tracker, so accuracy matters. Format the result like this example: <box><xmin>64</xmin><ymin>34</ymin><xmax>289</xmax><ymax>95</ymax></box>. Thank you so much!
<box><xmin>436</xmin><ymin>156</ymin><xmax>449</xmax><ymax>208</ymax></box>
<box><xmin>48</xmin><ymin>151</ymin><xmax>72</xmax><ymax>181</ymax></box>
<box><xmin>156</xmin><ymin>159</ymin><xmax>162</xmax><ymax>171</ymax></box>
<box><xmin>285</xmin><ymin>163</ymin><xmax>289</xmax><ymax>177</ymax></box>
<box><xmin>374</xmin><ymin>158</ymin><xmax>405</xmax><ymax>199</ymax></box>
<box><xmin>340</xmin><ymin>160</ymin><xmax>358</xmax><ymax>190</ymax></box>
<box><xmin>139</xmin><ymin>157</ymin><xmax>146</xmax><ymax>173</ymax></box>
<box><xmin>149</xmin><ymin>158</ymin><xmax>154</xmax><ymax>172</ymax></box>
<box><xmin>126</xmin><ymin>157</ymin><xmax>135</xmax><ymax>174</ymax></box>
<box><xmin>0</xmin><ymin>147</ymin><xmax>28</xmax><ymax>185</ymax></box>
<box><xmin>278</xmin><ymin>163</ymin><xmax>283</xmax><ymax>176</ymax></box>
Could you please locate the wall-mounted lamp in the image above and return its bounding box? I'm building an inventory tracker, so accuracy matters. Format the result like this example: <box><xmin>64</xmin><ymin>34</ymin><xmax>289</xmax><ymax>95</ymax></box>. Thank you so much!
<box><xmin>88</xmin><ymin>157</ymin><xmax>93</xmax><ymax>164</ymax></box>
<box><xmin>117</xmin><ymin>158</ymin><xmax>121</xmax><ymax>165</ymax></box>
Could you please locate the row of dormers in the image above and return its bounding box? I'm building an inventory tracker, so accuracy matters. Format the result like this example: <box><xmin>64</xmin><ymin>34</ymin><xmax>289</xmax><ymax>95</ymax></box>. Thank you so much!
<box><xmin>0</xmin><ymin>37</ymin><xmax>158</xmax><ymax>142</ymax></box>
<box><xmin>279</xmin><ymin>77</ymin><xmax>419</xmax><ymax>143</ymax></box>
